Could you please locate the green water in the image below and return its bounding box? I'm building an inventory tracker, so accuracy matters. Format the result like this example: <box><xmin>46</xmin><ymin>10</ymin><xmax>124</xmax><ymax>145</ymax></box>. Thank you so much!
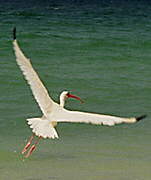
<box><xmin>0</xmin><ymin>1</ymin><xmax>151</xmax><ymax>179</ymax></box>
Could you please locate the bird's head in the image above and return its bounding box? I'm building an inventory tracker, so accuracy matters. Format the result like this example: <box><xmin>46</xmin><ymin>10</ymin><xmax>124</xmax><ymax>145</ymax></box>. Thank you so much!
<box><xmin>60</xmin><ymin>91</ymin><xmax>83</xmax><ymax>107</ymax></box>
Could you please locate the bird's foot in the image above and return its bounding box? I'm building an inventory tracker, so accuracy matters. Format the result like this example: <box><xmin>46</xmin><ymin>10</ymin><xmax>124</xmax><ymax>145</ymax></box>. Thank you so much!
<box><xmin>21</xmin><ymin>142</ymin><xmax>31</xmax><ymax>154</ymax></box>
<box><xmin>25</xmin><ymin>145</ymin><xmax>36</xmax><ymax>158</ymax></box>
<box><xmin>21</xmin><ymin>134</ymin><xmax>35</xmax><ymax>154</ymax></box>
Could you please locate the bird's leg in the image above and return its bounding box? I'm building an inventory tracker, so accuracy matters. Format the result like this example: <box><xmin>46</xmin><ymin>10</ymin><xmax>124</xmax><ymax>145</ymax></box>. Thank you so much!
<box><xmin>25</xmin><ymin>136</ymin><xmax>42</xmax><ymax>158</ymax></box>
<box><xmin>21</xmin><ymin>134</ymin><xmax>35</xmax><ymax>154</ymax></box>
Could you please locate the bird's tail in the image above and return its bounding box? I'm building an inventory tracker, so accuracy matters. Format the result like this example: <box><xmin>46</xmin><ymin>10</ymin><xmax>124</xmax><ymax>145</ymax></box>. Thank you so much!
<box><xmin>27</xmin><ymin>118</ymin><xmax>59</xmax><ymax>139</ymax></box>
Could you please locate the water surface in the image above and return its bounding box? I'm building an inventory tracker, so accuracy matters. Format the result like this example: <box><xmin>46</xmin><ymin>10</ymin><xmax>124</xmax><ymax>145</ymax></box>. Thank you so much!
<box><xmin>0</xmin><ymin>1</ymin><xmax>151</xmax><ymax>179</ymax></box>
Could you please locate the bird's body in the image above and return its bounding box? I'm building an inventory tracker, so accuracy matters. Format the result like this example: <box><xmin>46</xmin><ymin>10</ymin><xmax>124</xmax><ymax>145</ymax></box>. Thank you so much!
<box><xmin>13</xmin><ymin>28</ymin><xmax>146</xmax><ymax>158</ymax></box>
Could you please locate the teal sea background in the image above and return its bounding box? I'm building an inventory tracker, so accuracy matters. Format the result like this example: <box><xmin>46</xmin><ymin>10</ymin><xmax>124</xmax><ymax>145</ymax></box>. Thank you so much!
<box><xmin>0</xmin><ymin>0</ymin><xmax>151</xmax><ymax>179</ymax></box>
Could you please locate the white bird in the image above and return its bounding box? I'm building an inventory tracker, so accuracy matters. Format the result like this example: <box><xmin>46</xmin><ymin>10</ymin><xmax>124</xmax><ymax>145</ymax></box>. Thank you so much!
<box><xmin>13</xmin><ymin>28</ymin><xmax>146</xmax><ymax>158</ymax></box>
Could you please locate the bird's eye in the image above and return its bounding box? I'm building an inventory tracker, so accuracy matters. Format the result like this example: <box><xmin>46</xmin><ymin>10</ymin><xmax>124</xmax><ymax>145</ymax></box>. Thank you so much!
<box><xmin>66</xmin><ymin>92</ymin><xmax>70</xmax><ymax>96</ymax></box>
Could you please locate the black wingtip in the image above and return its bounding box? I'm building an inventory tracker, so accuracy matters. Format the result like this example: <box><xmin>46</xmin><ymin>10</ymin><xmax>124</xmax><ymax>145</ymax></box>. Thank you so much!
<box><xmin>13</xmin><ymin>27</ymin><xmax>16</xmax><ymax>40</ymax></box>
<box><xmin>136</xmin><ymin>115</ymin><xmax>147</xmax><ymax>121</ymax></box>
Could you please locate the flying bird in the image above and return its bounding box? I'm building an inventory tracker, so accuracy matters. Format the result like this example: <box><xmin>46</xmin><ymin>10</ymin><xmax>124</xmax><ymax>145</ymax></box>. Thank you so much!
<box><xmin>13</xmin><ymin>28</ymin><xmax>146</xmax><ymax>158</ymax></box>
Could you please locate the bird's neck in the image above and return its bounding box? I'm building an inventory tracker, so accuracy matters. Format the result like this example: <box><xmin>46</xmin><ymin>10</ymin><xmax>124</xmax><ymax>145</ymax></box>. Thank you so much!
<box><xmin>60</xmin><ymin>98</ymin><xmax>65</xmax><ymax>107</ymax></box>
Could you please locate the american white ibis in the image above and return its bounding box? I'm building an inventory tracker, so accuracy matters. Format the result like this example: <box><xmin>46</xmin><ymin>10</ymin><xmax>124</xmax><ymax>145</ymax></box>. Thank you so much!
<box><xmin>13</xmin><ymin>28</ymin><xmax>146</xmax><ymax>158</ymax></box>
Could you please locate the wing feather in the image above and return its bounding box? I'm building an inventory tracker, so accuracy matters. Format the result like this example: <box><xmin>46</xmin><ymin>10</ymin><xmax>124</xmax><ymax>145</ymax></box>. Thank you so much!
<box><xmin>13</xmin><ymin>40</ymin><xmax>54</xmax><ymax>116</ymax></box>
<box><xmin>54</xmin><ymin>108</ymin><xmax>137</xmax><ymax>126</ymax></box>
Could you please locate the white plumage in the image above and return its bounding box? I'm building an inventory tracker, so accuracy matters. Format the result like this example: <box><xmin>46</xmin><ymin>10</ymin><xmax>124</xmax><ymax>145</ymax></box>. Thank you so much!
<box><xmin>13</xmin><ymin>28</ymin><xmax>145</xmax><ymax>157</ymax></box>
<box><xmin>27</xmin><ymin>118</ymin><xmax>58</xmax><ymax>139</ymax></box>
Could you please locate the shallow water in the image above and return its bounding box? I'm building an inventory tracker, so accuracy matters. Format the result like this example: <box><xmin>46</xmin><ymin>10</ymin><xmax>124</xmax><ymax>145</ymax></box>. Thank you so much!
<box><xmin>0</xmin><ymin>1</ymin><xmax>151</xmax><ymax>179</ymax></box>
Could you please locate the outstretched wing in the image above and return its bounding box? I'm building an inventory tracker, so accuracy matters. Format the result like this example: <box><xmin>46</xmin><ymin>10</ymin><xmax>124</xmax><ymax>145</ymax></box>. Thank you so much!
<box><xmin>13</xmin><ymin>39</ymin><xmax>56</xmax><ymax>116</ymax></box>
<box><xmin>54</xmin><ymin>108</ymin><xmax>145</xmax><ymax>126</ymax></box>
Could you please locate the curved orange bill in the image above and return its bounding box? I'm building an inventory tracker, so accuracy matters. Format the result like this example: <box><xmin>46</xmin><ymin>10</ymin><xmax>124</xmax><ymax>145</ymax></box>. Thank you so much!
<box><xmin>67</xmin><ymin>93</ymin><xmax>84</xmax><ymax>103</ymax></box>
